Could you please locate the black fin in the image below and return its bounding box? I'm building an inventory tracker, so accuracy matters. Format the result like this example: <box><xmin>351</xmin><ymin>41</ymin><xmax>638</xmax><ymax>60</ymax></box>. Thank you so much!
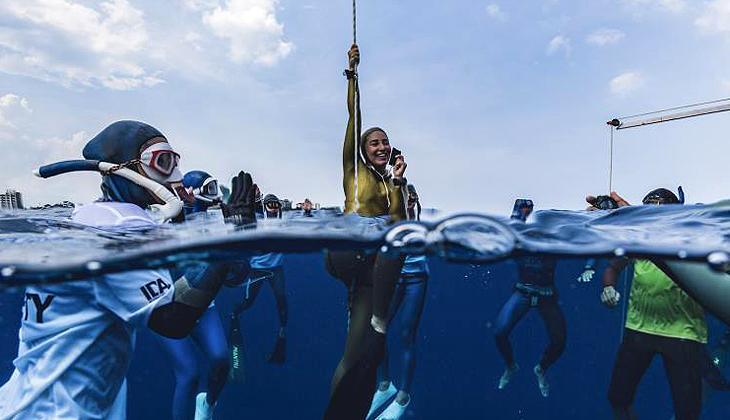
<box><xmin>266</xmin><ymin>336</ymin><xmax>287</xmax><ymax>365</ymax></box>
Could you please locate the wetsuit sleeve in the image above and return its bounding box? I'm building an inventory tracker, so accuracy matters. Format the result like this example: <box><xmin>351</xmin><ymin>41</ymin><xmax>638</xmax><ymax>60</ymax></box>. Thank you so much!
<box><xmin>147</xmin><ymin>262</ymin><xmax>235</xmax><ymax>339</ymax></box>
<box><xmin>602</xmin><ymin>257</ymin><xmax>629</xmax><ymax>287</ymax></box>
<box><xmin>343</xmin><ymin>75</ymin><xmax>360</xmax><ymax>202</ymax></box>
<box><xmin>388</xmin><ymin>182</ymin><xmax>408</xmax><ymax>223</ymax></box>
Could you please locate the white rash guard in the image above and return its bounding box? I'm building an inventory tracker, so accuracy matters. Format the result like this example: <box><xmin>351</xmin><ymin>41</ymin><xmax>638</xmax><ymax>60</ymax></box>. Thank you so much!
<box><xmin>0</xmin><ymin>202</ymin><xmax>174</xmax><ymax>420</ymax></box>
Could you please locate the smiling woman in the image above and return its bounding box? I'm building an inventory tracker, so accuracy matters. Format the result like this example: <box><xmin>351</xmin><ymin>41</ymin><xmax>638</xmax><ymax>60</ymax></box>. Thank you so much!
<box><xmin>322</xmin><ymin>44</ymin><xmax>410</xmax><ymax>420</ymax></box>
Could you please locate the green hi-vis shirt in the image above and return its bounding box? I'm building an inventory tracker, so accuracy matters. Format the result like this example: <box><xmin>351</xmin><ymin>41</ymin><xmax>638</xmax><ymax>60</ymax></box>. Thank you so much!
<box><xmin>626</xmin><ymin>260</ymin><xmax>707</xmax><ymax>344</ymax></box>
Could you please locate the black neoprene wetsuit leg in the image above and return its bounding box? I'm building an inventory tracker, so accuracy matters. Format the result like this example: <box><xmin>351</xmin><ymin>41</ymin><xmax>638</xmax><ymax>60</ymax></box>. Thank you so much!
<box><xmin>536</xmin><ymin>295</ymin><xmax>567</xmax><ymax>371</ymax></box>
<box><xmin>660</xmin><ymin>335</ymin><xmax>702</xmax><ymax>420</ymax></box>
<box><xmin>609</xmin><ymin>329</ymin><xmax>702</xmax><ymax>420</ymax></box>
<box><xmin>609</xmin><ymin>329</ymin><xmax>656</xmax><ymax>419</ymax></box>
<box><xmin>494</xmin><ymin>291</ymin><xmax>532</xmax><ymax>367</ymax></box>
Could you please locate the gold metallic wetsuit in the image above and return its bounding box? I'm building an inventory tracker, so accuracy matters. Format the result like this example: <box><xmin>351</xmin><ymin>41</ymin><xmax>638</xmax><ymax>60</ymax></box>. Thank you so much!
<box><xmin>343</xmin><ymin>75</ymin><xmax>407</xmax><ymax>222</ymax></box>
<box><xmin>326</xmin><ymin>74</ymin><xmax>407</xmax><ymax>410</ymax></box>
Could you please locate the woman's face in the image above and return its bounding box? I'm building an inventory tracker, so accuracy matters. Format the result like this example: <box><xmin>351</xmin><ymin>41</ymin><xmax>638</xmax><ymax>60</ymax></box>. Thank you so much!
<box><xmin>364</xmin><ymin>130</ymin><xmax>391</xmax><ymax>169</ymax></box>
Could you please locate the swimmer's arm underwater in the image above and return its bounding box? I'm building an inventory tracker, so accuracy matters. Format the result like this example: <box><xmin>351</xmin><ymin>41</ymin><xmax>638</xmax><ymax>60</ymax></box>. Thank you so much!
<box><xmin>388</xmin><ymin>180</ymin><xmax>408</xmax><ymax>222</ymax></box>
<box><xmin>600</xmin><ymin>257</ymin><xmax>629</xmax><ymax>307</ymax></box>
<box><xmin>148</xmin><ymin>262</ymin><xmax>247</xmax><ymax>339</ymax></box>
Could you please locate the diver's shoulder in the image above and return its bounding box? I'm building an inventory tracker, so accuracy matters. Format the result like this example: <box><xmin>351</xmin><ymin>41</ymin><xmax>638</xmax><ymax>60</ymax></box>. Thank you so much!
<box><xmin>71</xmin><ymin>202</ymin><xmax>155</xmax><ymax>227</ymax></box>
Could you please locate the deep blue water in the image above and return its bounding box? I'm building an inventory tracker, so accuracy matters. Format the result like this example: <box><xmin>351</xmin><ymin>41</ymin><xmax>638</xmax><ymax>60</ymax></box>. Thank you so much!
<box><xmin>3</xmin><ymin>255</ymin><xmax>726</xmax><ymax>419</ymax></box>
<box><xmin>1</xmin><ymin>206</ymin><xmax>730</xmax><ymax>419</ymax></box>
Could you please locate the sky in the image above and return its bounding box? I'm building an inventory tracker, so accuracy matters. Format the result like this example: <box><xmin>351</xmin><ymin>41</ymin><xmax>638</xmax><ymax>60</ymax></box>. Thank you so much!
<box><xmin>2</xmin><ymin>0</ymin><xmax>730</xmax><ymax>214</ymax></box>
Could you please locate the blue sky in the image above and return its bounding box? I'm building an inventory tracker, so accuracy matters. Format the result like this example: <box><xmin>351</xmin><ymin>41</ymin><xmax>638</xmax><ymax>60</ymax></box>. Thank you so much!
<box><xmin>2</xmin><ymin>0</ymin><xmax>730</xmax><ymax>213</ymax></box>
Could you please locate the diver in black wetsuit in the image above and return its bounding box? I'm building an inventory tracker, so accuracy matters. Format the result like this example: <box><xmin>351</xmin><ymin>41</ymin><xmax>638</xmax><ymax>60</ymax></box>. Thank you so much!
<box><xmin>494</xmin><ymin>199</ymin><xmax>567</xmax><ymax>398</ymax></box>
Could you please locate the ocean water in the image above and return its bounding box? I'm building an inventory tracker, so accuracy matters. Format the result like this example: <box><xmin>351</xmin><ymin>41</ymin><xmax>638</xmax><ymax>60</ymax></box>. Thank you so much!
<box><xmin>0</xmin><ymin>205</ymin><xmax>729</xmax><ymax>419</ymax></box>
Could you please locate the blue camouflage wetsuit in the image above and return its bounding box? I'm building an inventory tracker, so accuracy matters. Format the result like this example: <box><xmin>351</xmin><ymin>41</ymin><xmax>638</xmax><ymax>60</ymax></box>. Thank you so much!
<box><xmin>494</xmin><ymin>255</ymin><xmax>566</xmax><ymax>372</ymax></box>
<box><xmin>377</xmin><ymin>254</ymin><xmax>429</xmax><ymax>394</ymax></box>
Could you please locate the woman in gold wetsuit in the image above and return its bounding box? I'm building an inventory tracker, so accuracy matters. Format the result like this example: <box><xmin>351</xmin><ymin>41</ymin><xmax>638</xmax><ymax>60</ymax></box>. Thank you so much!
<box><xmin>323</xmin><ymin>44</ymin><xmax>409</xmax><ymax>420</ymax></box>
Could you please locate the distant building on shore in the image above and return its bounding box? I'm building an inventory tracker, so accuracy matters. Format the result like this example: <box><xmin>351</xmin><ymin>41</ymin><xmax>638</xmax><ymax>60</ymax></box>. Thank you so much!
<box><xmin>0</xmin><ymin>189</ymin><xmax>23</xmax><ymax>210</ymax></box>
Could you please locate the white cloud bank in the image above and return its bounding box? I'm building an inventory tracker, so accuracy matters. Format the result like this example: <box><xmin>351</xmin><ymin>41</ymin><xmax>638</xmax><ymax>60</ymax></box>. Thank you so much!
<box><xmin>0</xmin><ymin>93</ymin><xmax>32</xmax><ymax>131</ymax></box>
<box><xmin>610</xmin><ymin>71</ymin><xmax>644</xmax><ymax>97</ymax></box>
<box><xmin>0</xmin><ymin>0</ymin><xmax>294</xmax><ymax>90</ymax></box>
<box><xmin>696</xmin><ymin>0</ymin><xmax>730</xmax><ymax>34</ymax></box>
<box><xmin>623</xmin><ymin>0</ymin><xmax>687</xmax><ymax>13</ymax></box>
<box><xmin>202</xmin><ymin>0</ymin><xmax>294</xmax><ymax>66</ymax></box>
<box><xmin>586</xmin><ymin>29</ymin><xmax>625</xmax><ymax>46</ymax></box>
<box><xmin>547</xmin><ymin>35</ymin><xmax>571</xmax><ymax>56</ymax></box>
<box><xmin>0</xmin><ymin>0</ymin><xmax>163</xmax><ymax>90</ymax></box>
<box><xmin>0</xmin><ymin>93</ymin><xmax>99</xmax><ymax>205</ymax></box>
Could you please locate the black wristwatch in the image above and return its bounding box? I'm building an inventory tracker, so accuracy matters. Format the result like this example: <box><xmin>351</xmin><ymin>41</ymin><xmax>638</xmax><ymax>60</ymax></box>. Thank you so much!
<box><xmin>393</xmin><ymin>177</ymin><xmax>407</xmax><ymax>186</ymax></box>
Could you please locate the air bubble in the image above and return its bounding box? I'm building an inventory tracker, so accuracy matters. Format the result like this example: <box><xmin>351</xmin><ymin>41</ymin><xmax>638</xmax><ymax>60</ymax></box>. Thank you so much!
<box><xmin>678</xmin><ymin>250</ymin><xmax>688</xmax><ymax>259</ymax></box>
<box><xmin>1</xmin><ymin>266</ymin><xmax>15</xmax><ymax>277</ymax></box>
<box><xmin>86</xmin><ymin>261</ymin><xmax>102</xmax><ymax>271</ymax></box>
<box><xmin>614</xmin><ymin>248</ymin><xmax>626</xmax><ymax>257</ymax></box>
<box><xmin>707</xmin><ymin>251</ymin><xmax>730</xmax><ymax>272</ymax></box>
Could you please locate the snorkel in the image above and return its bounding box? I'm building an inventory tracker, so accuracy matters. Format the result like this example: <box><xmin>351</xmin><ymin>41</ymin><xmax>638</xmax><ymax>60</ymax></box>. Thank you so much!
<box><xmin>35</xmin><ymin>159</ymin><xmax>183</xmax><ymax>222</ymax></box>
<box><xmin>34</xmin><ymin>121</ymin><xmax>188</xmax><ymax>223</ymax></box>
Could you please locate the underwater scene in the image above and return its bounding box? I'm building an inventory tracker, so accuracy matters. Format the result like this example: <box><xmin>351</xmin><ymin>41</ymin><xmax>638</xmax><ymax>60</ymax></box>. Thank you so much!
<box><xmin>1</xmin><ymin>204</ymin><xmax>729</xmax><ymax>420</ymax></box>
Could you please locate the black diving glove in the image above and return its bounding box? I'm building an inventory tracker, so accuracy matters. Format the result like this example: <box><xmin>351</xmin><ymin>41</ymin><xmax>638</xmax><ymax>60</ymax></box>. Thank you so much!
<box><xmin>221</xmin><ymin>171</ymin><xmax>258</xmax><ymax>226</ymax></box>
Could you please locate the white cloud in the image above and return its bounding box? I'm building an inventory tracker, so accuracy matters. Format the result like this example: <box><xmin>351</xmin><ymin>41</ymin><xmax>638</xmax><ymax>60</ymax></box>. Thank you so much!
<box><xmin>0</xmin><ymin>93</ymin><xmax>32</xmax><ymax>136</ymax></box>
<box><xmin>586</xmin><ymin>29</ymin><xmax>625</xmax><ymax>46</ymax></box>
<box><xmin>0</xmin><ymin>0</ymin><xmax>163</xmax><ymax>90</ymax></box>
<box><xmin>610</xmin><ymin>71</ymin><xmax>644</xmax><ymax>97</ymax></box>
<box><xmin>0</xmin><ymin>95</ymin><xmax>99</xmax><ymax>205</ymax></box>
<box><xmin>486</xmin><ymin>4</ymin><xmax>506</xmax><ymax>20</ymax></box>
<box><xmin>183</xmin><ymin>0</ymin><xmax>221</xmax><ymax>11</ymax></box>
<box><xmin>202</xmin><ymin>0</ymin><xmax>294</xmax><ymax>66</ymax></box>
<box><xmin>547</xmin><ymin>35</ymin><xmax>571</xmax><ymax>56</ymax></box>
<box><xmin>696</xmin><ymin>0</ymin><xmax>730</xmax><ymax>34</ymax></box>
<box><xmin>623</xmin><ymin>0</ymin><xmax>687</xmax><ymax>14</ymax></box>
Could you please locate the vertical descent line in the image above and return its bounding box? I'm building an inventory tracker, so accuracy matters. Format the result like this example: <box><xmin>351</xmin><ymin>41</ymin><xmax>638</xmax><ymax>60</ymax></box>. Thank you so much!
<box><xmin>352</xmin><ymin>0</ymin><xmax>360</xmax><ymax>213</ymax></box>
<box><xmin>609</xmin><ymin>125</ymin><xmax>614</xmax><ymax>194</ymax></box>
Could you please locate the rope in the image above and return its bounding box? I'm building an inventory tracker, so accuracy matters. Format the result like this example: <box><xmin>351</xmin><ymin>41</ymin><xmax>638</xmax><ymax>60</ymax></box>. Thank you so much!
<box><xmin>608</xmin><ymin>125</ymin><xmax>614</xmax><ymax>194</ymax></box>
<box><xmin>619</xmin><ymin>96</ymin><xmax>730</xmax><ymax>120</ymax></box>
<box><xmin>619</xmin><ymin>267</ymin><xmax>629</xmax><ymax>343</ymax></box>
<box><xmin>351</xmin><ymin>0</ymin><xmax>360</xmax><ymax>213</ymax></box>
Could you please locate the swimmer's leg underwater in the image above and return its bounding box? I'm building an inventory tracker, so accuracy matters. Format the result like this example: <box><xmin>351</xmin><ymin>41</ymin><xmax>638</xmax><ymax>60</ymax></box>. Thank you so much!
<box><xmin>323</xmin><ymin>250</ymin><xmax>404</xmax><ymax>420</ymax></box>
